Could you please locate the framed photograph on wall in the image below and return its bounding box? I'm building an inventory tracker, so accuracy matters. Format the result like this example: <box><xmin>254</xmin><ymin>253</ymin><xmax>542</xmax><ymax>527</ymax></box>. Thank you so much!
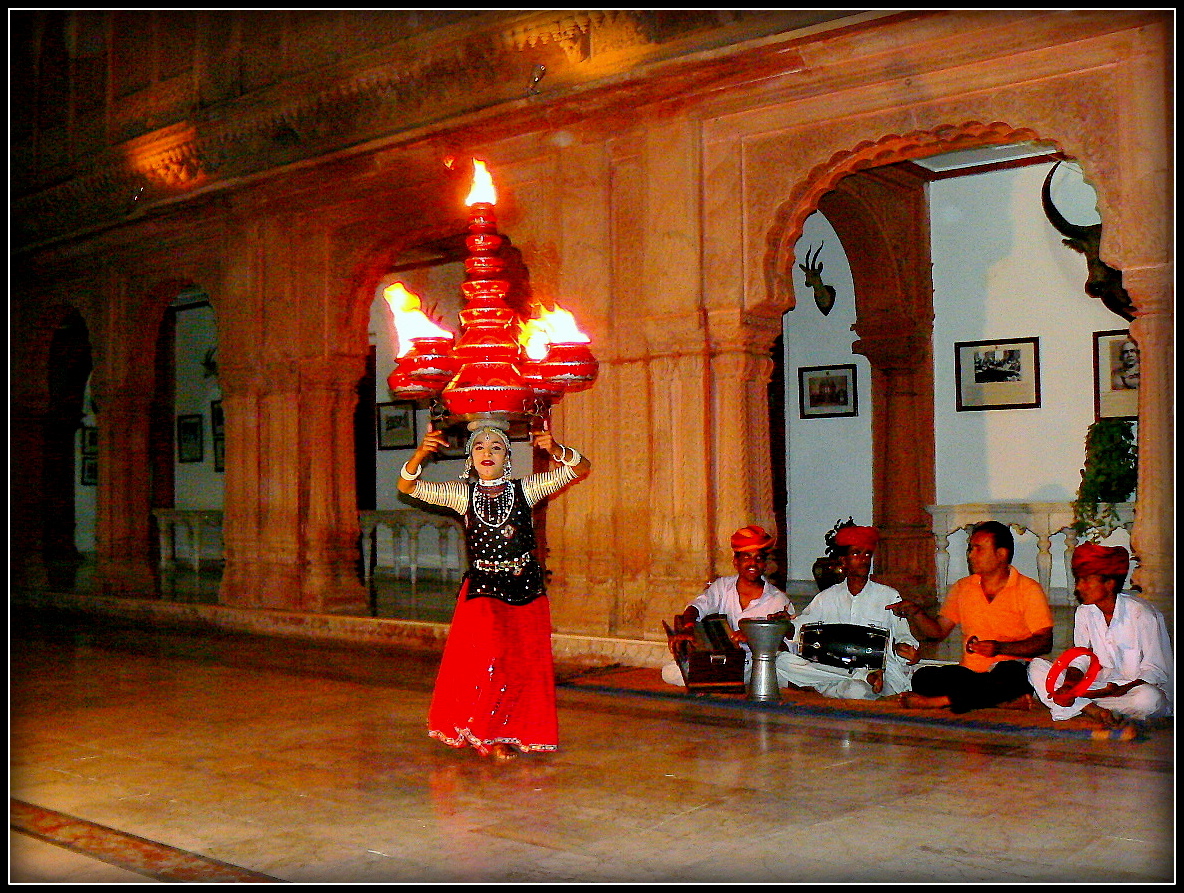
<box><xmin>210</xmin><ymin>400</ymin><xmax>224</xmax><ymax>438</ymax></box>
<box><xmin>798</xmin><ymin>364</ymin><xmax>858</xmax><ymax>419</ymax></box>
<box><xmin>1093</xmin><ymin>329</ymin><xmax>1138</xmax><ymax>420</ymax></box>
<box><xmin>80</xmin><ymin>455</ymin><xmax>98</xmax><ymax>486</ymax></box>
<box><xmin>80</xmin><ymin>426</ymin><xmax>99</xmax><ymax>457</ymax></box>
<box><xmin>177</xmin><ymin>414</ymin><xmax>204</xmax><ymax>462</ymax></box>
<box><xmin>376</xmin><ymin>401</ymin><xmax>418</xmax><ymax>450</ymax></box>
<box><xmin>954</xmin><ymin>338</ymin><xmax>1041</xmax><ymax>411</ymax></box>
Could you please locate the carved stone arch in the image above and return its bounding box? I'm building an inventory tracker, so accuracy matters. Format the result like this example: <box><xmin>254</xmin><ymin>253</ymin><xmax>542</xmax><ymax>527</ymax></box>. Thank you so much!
<box><xmin>764</xmin><ymin>121</ymin><xmax>1044</xmax><ymax>313</ymax></box>
<box><xmin>764</xmin><ymin>121</ymin><xmax>1069</xmax><ymax>602</ymax></box>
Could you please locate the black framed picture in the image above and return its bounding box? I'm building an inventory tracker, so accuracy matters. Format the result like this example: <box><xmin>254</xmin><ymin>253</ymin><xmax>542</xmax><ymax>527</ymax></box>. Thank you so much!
<box><xmin>80</xmin><ymin>455</ymin><xmax>98</xmax><ymax>486</ymax></box>
<box><xmin>798</xmin><ymin>364</ymin><xmax>858</xmax><ymax>419</ymax></box>
<box><xmin>177</xmin><ymin>414</ymin><xmax>204</xmax><ymax>463</ymax></box>
<box><xmin>954</xmin><ymin>338</ymin><xmax>1041</xmax><ymax>411</ymax></box>
<box><xmin>376</xmin><ymin>401</ymin><xmax>417</xmax><ymax>450</ymax></box>
<box><xmin>80</xmin><ymin>426</ymin><xmax>99</xmax><ymax>457</ymax></box>
<box><xmin>1093</xmin><ymin>329</ymin><xmax>1138</xmax><ymax>420</ymax></box>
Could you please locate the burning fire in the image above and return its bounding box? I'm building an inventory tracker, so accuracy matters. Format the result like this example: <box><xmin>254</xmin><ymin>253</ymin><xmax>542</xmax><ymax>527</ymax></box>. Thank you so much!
<box><xmin>519</xmin><ymin>304</ymin><xmax>591</xmax><ymax>359</ymax></box>
<box><xmin>383</xmin><ymin>282</ymin><xmax>452</xmax><ymax>357</ymax></box>
<box><xmin>465</xmin><ymin>159</ymin><xmax>497</xmax><ymax>206</ymax></box>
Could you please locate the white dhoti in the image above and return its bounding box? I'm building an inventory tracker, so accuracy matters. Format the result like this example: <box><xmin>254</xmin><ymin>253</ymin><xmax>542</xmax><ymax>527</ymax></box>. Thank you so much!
<box><xmin>1027</xmin><ymin>657</ymin><xmax>1170</xmax><ymax>722</ymax></box>
<box><xmin>775</xmin><ymin>650</ymin><xmax>913</xmax><ymax>700</ymax></box>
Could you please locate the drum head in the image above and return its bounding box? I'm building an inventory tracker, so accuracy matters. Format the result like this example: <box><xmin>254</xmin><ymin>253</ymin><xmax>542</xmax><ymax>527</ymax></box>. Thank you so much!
<box><xmin>799</xmin><ymin>622</ymin><xmax>888</xmax><ymax>670</ymax></box>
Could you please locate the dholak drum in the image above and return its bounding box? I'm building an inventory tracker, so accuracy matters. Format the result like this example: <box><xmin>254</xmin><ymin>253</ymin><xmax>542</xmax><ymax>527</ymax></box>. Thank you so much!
<box><xmin>739</xmin><ymin>617</ymin><xmax>792</xmax><ymax>702</ymax></box>
<box><xmin>799</xmin><ymin>623</ymin><xmax>888</xmax><ymax>671</ymax></box>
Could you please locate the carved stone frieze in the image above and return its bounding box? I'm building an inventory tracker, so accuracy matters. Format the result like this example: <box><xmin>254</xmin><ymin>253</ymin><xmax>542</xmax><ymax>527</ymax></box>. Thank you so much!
<box><xmin>14</xmin><ymin>11</ymin><xmax>860</xmax><ymax>250</ymax></box>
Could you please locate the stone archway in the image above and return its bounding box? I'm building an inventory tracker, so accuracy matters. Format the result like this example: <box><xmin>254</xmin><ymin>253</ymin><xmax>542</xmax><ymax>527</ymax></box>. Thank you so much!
<box><xmin>764</xmin><ymin>123</ymin><xmax>1052</xmax><ymax>603</ymax></box>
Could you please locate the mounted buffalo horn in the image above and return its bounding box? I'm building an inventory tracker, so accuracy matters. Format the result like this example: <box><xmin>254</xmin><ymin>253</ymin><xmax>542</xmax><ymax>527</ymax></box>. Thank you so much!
<box><xmin>799</xmin><ymin>242</ymin><xmax>837</xmax><ymax>316</ymax></box>
<box><xmin>1041</xmin><ymin>161</ymin><xmax>1135</xmax><ymax>321</ymax></box>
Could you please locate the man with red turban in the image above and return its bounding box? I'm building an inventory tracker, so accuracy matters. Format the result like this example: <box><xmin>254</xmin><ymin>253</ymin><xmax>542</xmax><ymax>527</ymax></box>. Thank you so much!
<box><xmin>775</xmin><ymin>525</ymin><xmax>921</xmax><ymax>700</ymax></box>
<box><xmin>1027</xmin><ymin>543</ymin><xmax>1172</xmax><ymax>731</ymax></box>
<box><xmin>661</xmin><ymin>525</ymin><xmax>796</xmax><ymax>687</ymax></box>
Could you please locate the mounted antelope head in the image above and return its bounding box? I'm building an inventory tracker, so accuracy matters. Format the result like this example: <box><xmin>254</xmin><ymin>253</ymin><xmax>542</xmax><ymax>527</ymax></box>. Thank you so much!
<box><xmin>1041</xmin><ymin>161</ymin><xmax>1134</xmax><ymax>322</ymax></box>
<box><xmin>798</xmin><ymin>242</ymin><xmax>836</xmax><ymax>316</ymax></box>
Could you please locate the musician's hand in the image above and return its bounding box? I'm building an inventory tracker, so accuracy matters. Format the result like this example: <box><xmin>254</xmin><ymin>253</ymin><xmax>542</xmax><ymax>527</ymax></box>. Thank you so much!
<box><xmin>894</xmin><ymin>642</ymin><xmax>921</xmax><ymax>665</ymax></box>
<box><xmin>728</xmin><ymin>627</ymin><xmax>748</xmax><ymax>647</ymax></box>
<box><xmin>1052</xmin><ymin>685</ymin><xmax>1078</xmax><ymax>708</ymax></box>
<box><xmin>966</xmin><ymin>636</ymin><xmax>999</xmax><ymax>657</ymax></box>
<box><xmin>886</xmin><ymin>599</ymin><xmax>919</xmax><ymax>619</ymax></box>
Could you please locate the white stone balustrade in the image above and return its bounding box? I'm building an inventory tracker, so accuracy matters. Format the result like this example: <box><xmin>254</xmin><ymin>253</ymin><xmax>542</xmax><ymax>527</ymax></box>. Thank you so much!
<box><xmin>926</xmin><ymin>502</ymin><xmax>1135</xmax><ymax>602</ymax></box>
<box><xmin>152</xmin><ymin>509</ymin><xmax>225</xmax><ymax>574</ymax></box>
<box><xmin>151</xmin><ymin>509</ymin><xmax>466</xmax><ymax>591</ymax></box>
<box><xmin>358</xmin><ymin>510</ymin><xmax>466</xmax><ymax>588</ymax></box>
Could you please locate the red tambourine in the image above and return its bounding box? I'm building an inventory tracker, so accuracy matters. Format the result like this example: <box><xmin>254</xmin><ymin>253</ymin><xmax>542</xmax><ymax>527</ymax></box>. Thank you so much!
<box><xmin>1045</xmin><ymin>647</ymin><xmax>1102</xmax><ymax>700</ymax></box>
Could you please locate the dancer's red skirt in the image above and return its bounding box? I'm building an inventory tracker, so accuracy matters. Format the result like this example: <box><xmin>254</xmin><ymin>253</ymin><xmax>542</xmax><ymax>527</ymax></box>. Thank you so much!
<box><xmin>427</xmin><ymin>580</ymin><xmax>558</xmax><ymax>755</ymax></box>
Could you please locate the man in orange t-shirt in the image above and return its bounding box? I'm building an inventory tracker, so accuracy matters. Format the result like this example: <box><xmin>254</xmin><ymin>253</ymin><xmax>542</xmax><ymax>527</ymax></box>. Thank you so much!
<box><xmin>889</xmin><ymin>520</ymin><xmax>1054</xmax><ymax>714</ymax></box>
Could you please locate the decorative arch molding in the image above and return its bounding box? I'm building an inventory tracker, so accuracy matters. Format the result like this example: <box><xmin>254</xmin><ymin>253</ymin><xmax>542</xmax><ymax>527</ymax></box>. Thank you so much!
<box><xmin>763</xmin><ymin>121</ymin><xmax>1045</xmax><ymax>313</ymax></box>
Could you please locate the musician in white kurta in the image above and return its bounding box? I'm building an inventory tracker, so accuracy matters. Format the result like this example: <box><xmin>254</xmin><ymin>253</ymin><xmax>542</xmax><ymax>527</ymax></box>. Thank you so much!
<box><xmin>661</xmin><ymin>525</ymin><xmax>795</xmax><ymax>686</ymax></box>
<box><xmin>1028</xmin><ymin>543</ymin><xmax>1172</xmax><ymax>725</ymax></box>
<box><xmin>775</xmin><ymin>526</ymin><xmax>919</xmax><ymax>700</ymax></box>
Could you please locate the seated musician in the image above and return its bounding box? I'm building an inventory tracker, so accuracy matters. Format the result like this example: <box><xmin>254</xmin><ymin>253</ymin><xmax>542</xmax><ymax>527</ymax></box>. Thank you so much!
<box><xmin>894</xmin><ymin>520</ymin><xmax>1053</xmax><ymax>714</ymax></box>
<box><xmin>775</xmin><ymin>525</ymin><xmax>920</xmax><ymax>700</ymax></box>
<box><xmin>1027</xmin><ymin>543</ymin><xmax>1172</xmax><ymax>734</ymax></box>
<box><xmin>661</xmin><ymin>525</ymin><xmax>796</xmax><ymax>686</ymax></box>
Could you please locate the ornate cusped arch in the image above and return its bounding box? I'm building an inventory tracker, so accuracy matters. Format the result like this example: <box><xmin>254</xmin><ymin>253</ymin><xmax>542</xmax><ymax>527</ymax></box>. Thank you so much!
<box><xmin>763</xmin><ymin>121</ymin><xmax>1046</xmax><ymax>314</ymax></box>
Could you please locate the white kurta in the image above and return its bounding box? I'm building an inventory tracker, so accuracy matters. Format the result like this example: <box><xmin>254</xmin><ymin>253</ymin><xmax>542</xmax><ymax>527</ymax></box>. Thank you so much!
<box><xmin>1028</xmin><ymin>592</ymin><xmax>1174</xmax><ymax>721</ymax></box>
<box><xmin>660</xmin><ymin>577</ymin><xmax>794</xmax><ymax>686</ymax></box>
<box><xmin>775</xmin><ymin>579</ymin><xmax>918</xmax><ymax>699</ymax></box>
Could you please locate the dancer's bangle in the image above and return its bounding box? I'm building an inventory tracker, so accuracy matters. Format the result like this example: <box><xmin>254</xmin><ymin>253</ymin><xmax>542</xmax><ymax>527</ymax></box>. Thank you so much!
<box><xmin>559</xmin><ymin>447</ymin><xmax>582</xmax><ymax>467</ymax></box>
<box><xmin>400</xmin><ymin>462</ymin><xmax>422</xmax><ymax>481</ymax></box>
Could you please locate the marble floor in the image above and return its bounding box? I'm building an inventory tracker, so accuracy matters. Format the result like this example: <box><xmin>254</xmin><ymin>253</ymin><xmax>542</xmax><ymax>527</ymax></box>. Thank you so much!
<box><xmin>9</xmin><ymin>606</ymin><xmax>1175</xmax><ymax>884</ymax></box>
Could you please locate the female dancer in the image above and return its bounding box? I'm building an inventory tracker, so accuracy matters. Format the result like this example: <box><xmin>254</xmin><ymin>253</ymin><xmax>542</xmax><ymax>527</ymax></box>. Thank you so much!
<box><xmin>398</xmin><ymin>421</ymin><xmax>590</xmax><ymax>761</ymax></box>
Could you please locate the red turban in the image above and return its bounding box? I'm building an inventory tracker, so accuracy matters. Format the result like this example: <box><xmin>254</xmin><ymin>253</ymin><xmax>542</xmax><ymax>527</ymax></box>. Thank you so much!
<box><xmin>731</xmin><ymin>525</ymin><xmax>776</xmax><ymax>553</ymax></box>
<box><xmin>834</xmin><ymin>525</ymin><xmax>880</xmax><ymax>552</ymax></box>
<box><xmin>1071</xmin><ymin>543</ymin><xmax>1130</xmax><ymax>579</ymax></box>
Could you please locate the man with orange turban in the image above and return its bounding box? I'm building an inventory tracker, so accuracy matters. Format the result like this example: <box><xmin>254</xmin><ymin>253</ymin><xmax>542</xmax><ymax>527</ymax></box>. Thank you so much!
<box><xmin>661</xmin><ymin>525</ymin><xmax>796</xmax><ymax>686</ymax></box>
<box><xmin>775</xmin><ymin>525</ymin><xmax>921</xmax><ymax>700</ymax></box>
<box><xmin>1027</xmin><ymin>543</ymin><xmax>1172</xmax><ymax>730</ymax></box>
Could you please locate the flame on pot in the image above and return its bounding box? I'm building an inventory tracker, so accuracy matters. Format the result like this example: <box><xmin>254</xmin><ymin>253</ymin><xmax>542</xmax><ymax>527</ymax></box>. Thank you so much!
<box><xmin>519</xmin><ymin>303</ymin><xmax>591</xmax><ymax>360</ymax></box>
<box><xmin>465</xmin><ymin>159</ymin><xmax>497</xmax><ymax>206</ymax></box>
<box><xmin>383</xmin><ymin>282</ymin><xmax>452</xmax><ymax>357</ymax></box>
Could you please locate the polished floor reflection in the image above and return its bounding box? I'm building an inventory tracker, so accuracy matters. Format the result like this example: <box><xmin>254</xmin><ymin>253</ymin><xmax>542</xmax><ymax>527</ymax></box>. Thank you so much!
<box><xmin>9</xmin><ymin>607</ymin><xmax>1174</xmax><ymax>883</ymax></box>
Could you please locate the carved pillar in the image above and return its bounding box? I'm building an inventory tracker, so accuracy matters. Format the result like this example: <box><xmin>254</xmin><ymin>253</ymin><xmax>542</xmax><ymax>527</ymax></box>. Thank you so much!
<box><xmin>217</xmin><ymin>360</ymin><xmax>263</xmax><ymax>607</ymax></box>
<box><xmin>10</xmin><ymin>397</ymin><xmax>51</xmax><ymax>590</ymax></box>
<box><xmin>853</xmin><ymin>328</ymin><xmax>937</xmax><ymax>604</ymax></box>
<box><xmin>298</xmin><ymin>356</ymin><xmax>370</xmax><ymax>614</ymax></box>
<box><xmin>706</xmin><ymin>309</ymin><xmax>783</xmax><ymax>572</ymax></box>
<box><xmin>218</xmin><ymin>358</ymin><xmax>369</xmax><ymax>613</ymax></box>
<box><xmin>93</xmin><ymin>387</ymin><xmax>158</xmax><ymax>596</ymax></box>
<box><xmin>1125</xmin><ymin>264</ymin><xmax>1173</xmax><ymax>619</ymax></box>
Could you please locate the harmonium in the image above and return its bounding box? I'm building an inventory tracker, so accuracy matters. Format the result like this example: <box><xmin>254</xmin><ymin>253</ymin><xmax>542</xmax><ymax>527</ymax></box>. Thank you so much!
<box><xmin>663</xmin><ymin>613</ymin><xmax>747</xmax><ymax>694</ymax></box>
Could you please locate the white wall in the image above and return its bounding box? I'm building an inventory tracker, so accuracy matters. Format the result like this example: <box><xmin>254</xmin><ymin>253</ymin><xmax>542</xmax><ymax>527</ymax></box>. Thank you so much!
<box><xmin>172</xmin><ymin>302</ymin><xmax>224</xmax><ymax>560</ymax></box>
<box><xmin>782</xmin><ymin>211</ymin><xmax>874</xmax><ymax>586</ymax></box>
<box><xmin>73</xmin><ymin>376</ymin><xmax>98</xmax><ymax>553</ymax></box>
<box><xmin>783</xmin><ymin>160</ymin><xmax>1132</xmax><ymax>596</ymax></box>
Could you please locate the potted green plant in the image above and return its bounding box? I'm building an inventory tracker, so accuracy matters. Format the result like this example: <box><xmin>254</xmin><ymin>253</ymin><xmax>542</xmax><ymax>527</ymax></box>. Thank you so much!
<box><xmin>1071</xmin><ymin>418</ymin><xmax>1137</xmax><ymax>542</ymax></box>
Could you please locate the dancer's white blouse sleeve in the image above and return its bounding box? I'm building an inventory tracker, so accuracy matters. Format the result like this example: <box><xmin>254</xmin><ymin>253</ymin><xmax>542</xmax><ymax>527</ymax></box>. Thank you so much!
<box><xmin>408</xmin><ymin>480</ymin><xmax>469</xmax><ymax>515</ymax></box>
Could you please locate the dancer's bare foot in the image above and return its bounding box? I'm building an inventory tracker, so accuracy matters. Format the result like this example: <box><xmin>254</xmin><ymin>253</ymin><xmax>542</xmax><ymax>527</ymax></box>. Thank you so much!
<box><xmin>899</xmin><ymin>692</ymin><xmax>951</xmax><ymax>710</ymax></box>
<box><xmin>868</xmin><ymin>669</ymin><xmax>884</xmax><ymax>695</ymax></box>
<box><xmin>489</xmin><ymin>743</ymin><xmax>518</xmax><ymax>762</ymax></box>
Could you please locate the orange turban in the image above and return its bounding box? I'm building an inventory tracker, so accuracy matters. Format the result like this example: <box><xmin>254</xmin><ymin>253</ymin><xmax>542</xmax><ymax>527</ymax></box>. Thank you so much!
<box><xmin>834</xmin><ymin>525</ymin><xmax>880</xmax><ymax>552</ymax></box>
<box><xmin>731</xmin><ymin>525</ymin><xmax>776</xmax><ymax>553</ymax></box>
<box><xmin>1071</xmin><ymin>543</ymin><xmax>1130</xmax><ymax>579</ymax></box>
